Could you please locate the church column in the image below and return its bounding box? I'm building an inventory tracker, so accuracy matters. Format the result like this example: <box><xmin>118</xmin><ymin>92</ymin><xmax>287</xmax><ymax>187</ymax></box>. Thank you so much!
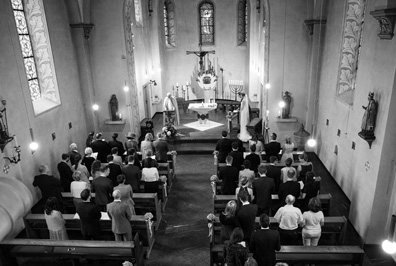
<box><xmin>304</xmin><ymin>10</ymin><xmax>326</xmax><ymax>142</ymax></box>
<box><xmin>69</xmin><ymin>25</ymin><xmax>98</xmax><ymax>133</ymax></box>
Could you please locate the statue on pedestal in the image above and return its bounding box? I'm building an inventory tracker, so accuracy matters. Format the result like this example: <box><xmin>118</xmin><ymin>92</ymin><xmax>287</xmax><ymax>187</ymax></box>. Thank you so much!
<box><xmin>282</xmin><ymin>91</ymin><xmax>291</xmax><ymax>119</ymax></box>
<box><xmin>360</xmin><ymin>92</ymin><xmax>377</xmax><ymax>136</ymax></box>
<box><xmin>109</xmin><ymin>94</ymin><xmax>118</xmax><ymax>121</ymax></box>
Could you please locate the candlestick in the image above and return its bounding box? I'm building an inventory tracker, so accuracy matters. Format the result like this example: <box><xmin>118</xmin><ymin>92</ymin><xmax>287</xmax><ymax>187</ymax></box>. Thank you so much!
<box><xmin>14</xmin><ymin>135</ymin><xmax>18</xmax><ymax>147</ymax></box>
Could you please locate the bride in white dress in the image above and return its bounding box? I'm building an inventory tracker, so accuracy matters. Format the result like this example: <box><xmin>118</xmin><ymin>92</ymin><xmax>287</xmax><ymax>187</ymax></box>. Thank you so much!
<box><xmin>238</xmin><ymin>92</ymin><xmax>251</xmax><ymax>142</ymax></box>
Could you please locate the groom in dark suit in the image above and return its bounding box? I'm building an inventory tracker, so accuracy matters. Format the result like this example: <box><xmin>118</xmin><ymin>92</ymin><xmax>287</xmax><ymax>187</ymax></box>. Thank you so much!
<box><xmin>215</xmin><ymin>131</ymin><xmax>233</xmax><ymax>163</ymax></box>
<box><xmin>264</xmin><ymin>133</ymin><xmax>281</xmax><ymax>162</ymax></box>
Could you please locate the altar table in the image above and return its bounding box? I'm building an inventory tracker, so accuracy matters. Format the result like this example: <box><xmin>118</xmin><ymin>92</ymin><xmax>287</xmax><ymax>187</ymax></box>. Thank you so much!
<box><xmin>188</xmin><ymin>103</ymin><xmax>218</xmax><ymax>121</ymax></box>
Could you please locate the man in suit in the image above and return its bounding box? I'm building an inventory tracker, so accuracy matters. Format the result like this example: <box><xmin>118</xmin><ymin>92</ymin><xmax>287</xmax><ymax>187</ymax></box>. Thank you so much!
<box><xmin>107</xmin><ymin>189</ymin><xmax>133</xmax><ymax>241</ymax></box>
<box><xmin>250</xmin><ymin>213</ymin><xmax>281</xmax><ymax>266</ymax></box>
<box><xmin>91</xmin><ymin>132</ymin><xmax>111</xmax><ymax>163</ymax></box>
<box><xmin>237</xmin><ymin>189</ymin><xmax>258</xmax><ymax>243</ymax></box>
<box><xmin>218</xmin><ymin>155</ymin><xmax>239</xmax><ymax>195</ymax></box>
<box><xmin>274</xmin><ymin>194</ymin><xmax>303</xmax><ymax>245</ymax></box>
<box><xmin>122</xmin><ymin>155</ymin><xmax>141</xmax><ymax>192</ymax></box>
<box><xmin>33</xmin><ymin>165</ymin><xmax>63</xmax><ymax>212</ymax></box>
<box><xmin>76</xmin><ymin>189</ymin><xmax>101</xmax><ymax>240</ymax></box>
<box><xmin>252</xmin><ymin>164</ymin><xmax>275</xmax><ymax>216</ymax></box>
<box><xmin>264</xmin><ymin>133</ymin><xmax>281</xmax><ymax>162</ymax></box>
<box><xmin>228</xmin><ymin>142</ymin><xmax>244</xmax><ymax>171</ymax></box>
<box><xmin>266</xmin><ymin>156</ymin><xmax>282</xmax><ymax>192</ymax></box>
<box><xmin>278</xmin><ymin>169</ymin><xmax>301</xmax><ymax>207</ymax></box>
<box><xmin>57</xmin><ymin>153</ymin><xmax>73</xmax><ymax>192</ymax></box>
<box><xmin>245</xmin><ymin>144</ymin><xmax>261</xmax><ymax>173</ymax></box>
<box><xmin>91</xmin><ymin>165</ymin><xmax>113</xmax><ymax>211</ymax></box>
<box><xmin>108</xmin><ymin>133</ymin><xmax>125</xmax><ymax>159</ymax></box>
<box><xmin>215</xmin><ymin>130</ymin><xmax>233</xmax><ymax>163</ymax></box>
<box><xmin>153</xmin><ymin>132</ymin><xmax>169</xmax><ymax>163</ymax></box>
<box><xmin>107</xmin><ymin>155</ymin><xmax>122</xmax><ymax>187</ymax></box>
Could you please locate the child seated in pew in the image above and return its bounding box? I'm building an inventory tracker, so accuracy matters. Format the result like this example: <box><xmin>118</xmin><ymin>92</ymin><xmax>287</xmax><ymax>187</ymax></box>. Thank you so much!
<box><xmin>44</xmin><ymin>197</ymin><xmax>69</xmax><ymax>240</ymax></box>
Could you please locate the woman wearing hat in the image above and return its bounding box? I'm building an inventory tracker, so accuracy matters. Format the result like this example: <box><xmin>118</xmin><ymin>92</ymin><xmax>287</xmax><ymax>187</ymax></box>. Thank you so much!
<box><xmin>125</xmin><ymin>132</ymin><xmax>139</xmax><ymax>152</ymax></box>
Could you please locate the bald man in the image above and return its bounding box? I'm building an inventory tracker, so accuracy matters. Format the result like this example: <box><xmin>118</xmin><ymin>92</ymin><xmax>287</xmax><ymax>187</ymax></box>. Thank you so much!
<box><xmin>107</xmin><ymin>190</ymin><xmax>133</xmax><ymax>241</ymax></box>
<box><xmin>274</xmin><ymin>195</ymin><xmax>303</xmax><ymax>245</ymax></box>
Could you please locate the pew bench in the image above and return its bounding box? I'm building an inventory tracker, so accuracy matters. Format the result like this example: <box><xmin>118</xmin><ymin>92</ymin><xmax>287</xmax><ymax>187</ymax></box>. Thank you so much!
<box><xmin>159</xmin><ymin>162</ymin><xmax>173</xmax><ymax>193</ymax></box>
<box><xmin>23</xmin><ymin>213</ymin><xmax>155</xmax><ymax>258</ymax></box>
<box><xmin>0</xmin><ymin>234</ymin><xmax>145</xmax><ymax>266</ymax></box>
<box><xmin>61</xmin><ymin>192</ymin><xmax>162</xmax><ymax>231</ymax></box>
<box><xmin>138</xmin><ymin>181</ymin><xmax>167</xmax><ymax>211</ymax></box>
<box><xmin>213</xmin><ymin>193</ymin><xmax>332</xmax><ymax>216</ymax></box>
<box><xmin>210</xmin><ymin>245</ymin><xmax>364</xmax><ymax>266</ymax></box>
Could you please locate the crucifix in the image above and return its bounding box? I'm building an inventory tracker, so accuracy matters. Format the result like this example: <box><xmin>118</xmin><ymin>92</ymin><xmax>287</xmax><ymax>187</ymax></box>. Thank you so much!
<box><xmin>186</xmin><ymin>44</ymin><xmax>215</xmax><ymax>72</ymax></box>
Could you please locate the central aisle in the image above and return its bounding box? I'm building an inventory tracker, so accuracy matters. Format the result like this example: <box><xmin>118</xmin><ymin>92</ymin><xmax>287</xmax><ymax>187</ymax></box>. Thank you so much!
<box><xmin>146</xmin><ymin>154</ymin><xmax>215</xmax><ymax>266</ymax></box>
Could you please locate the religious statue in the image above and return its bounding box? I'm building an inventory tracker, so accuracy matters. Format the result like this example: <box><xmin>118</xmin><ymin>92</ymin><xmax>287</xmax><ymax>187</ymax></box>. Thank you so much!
<box><xmin>163</xmin><ymin>93</ymin><xmax>180</xmax><ymax>126</ymax></box>
<box><xmin>282</xmin><ymin>91</ymin><xmax>292</xmax><ymax>119</ymax></box>
<box><xmin>360</xmin><ymin>92</ymin><xmax>377</xmax><ymax>136</ymax></box>
<box><xmin>109</xmin><ymin>94</ymin><xmax>118</xmax><ymax>121</ymax></box>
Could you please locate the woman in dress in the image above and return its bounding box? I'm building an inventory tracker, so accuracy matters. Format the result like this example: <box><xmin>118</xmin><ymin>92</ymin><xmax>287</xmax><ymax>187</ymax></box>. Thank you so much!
<box><xmin>237</xmin><ymin>93</ymin><xmax>252</xmax><ymax>142</ymax></box>
<box><xmin>82</xmin><ymin>147</ymin><xmax>95</xmax><ymax>176</ymax></box>
<box><xmin>91</xmin><ymin>159</ymin><xmax>102</xmax><ymax>180</ymax></box>
<box><xmin>301</xmin><ymin>171</ymin><xmax>320</xmax><ymax>212</ymax></box>
<box><xmin>301</xmin><ymin>197</ymin><xmax>324</xmax><ymax>246</ymax></box>
<box><xmin>72</xmin><ymin>153</ymin><xmax>90</xmax><ymax>183</ymax></box>
<box><xmin>70</xmin><ymin>171</ymin><xmax>89</xmax><ymax>207</ymax></box>
<box><xmin>219</xmin><ymin>200</ymin><xmax>240</xmax><ymax>243</ymax></box>
<box><xmin>280</xmin><ymin>136</ymin><xmax>295</xmax><ymax>164</ymax></box>
<box><xmin>141</xmin><ymin>133</ymin><xmax>154</xmax><ymax>160</ymax></box>
<box><xmin>44</xmin><ymin>197</ymin><xmax>68</xmax><ymax>240</ymax></box>
<box><xmin>248</xmin><ymin>133</ymin><xmax>263</xmax><ymax>153</ymax></box>
<box><xmin>297</xmin><ymin>153</ymin><xmax>313</xmax><ymax>183</ymax></box>
<box><xmin>142</xmin><ymin>150</ymin><xmax>161</xmax><ymax>198</ymax></box>
<box><xmin>224</xmin><ymin>227</ymin><xmax>248</xmax><ymax>266</ymax></box>
<box><xmin>114</xmin><ymin>174</ymin><xmax>136</xmax><ymax>215</ymax></box>
<box><xmin>235</xmin><ymin>176</ymin><xmax>254</xmax><ymax>204</ymax></box>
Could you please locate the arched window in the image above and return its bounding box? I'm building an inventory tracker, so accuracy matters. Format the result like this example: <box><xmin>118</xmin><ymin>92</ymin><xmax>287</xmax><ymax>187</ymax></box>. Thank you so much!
<box><xmin>199</xmin><ymin>1</ymin><xmax>214</xmax><ymax>45</ymax></box>
<box><xmin>237</xmin><ymin>0</ymin><xmax>248</xmax><ymax>45</ymax></box>
<box><xmin>134</xmin><ymin>0</ymin><xmax>143</xmax><ymax>26</ymax></box>
<box><xmin>164</xmin><ymin>0</ymin><xmax>175</xmax><ymax>47</ymax></box>
<box><xmin>11</xmin><ymin>0</ymin><xmax>61</xmax><ymax>115</ymax></box>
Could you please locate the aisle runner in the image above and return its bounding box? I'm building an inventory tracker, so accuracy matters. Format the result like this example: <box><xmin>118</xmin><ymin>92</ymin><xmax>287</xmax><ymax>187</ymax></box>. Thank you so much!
<box><xmin>183</xmin><ymin>120</ymin><xmax>223</xmax><ymax>132</ymax></box>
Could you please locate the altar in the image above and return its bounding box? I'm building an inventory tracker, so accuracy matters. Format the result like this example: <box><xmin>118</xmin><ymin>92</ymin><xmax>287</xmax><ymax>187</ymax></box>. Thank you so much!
<box><xmin>188</xmin><ymin>103</ymin><xmax>218</xmax><ymax>123</ymax></box>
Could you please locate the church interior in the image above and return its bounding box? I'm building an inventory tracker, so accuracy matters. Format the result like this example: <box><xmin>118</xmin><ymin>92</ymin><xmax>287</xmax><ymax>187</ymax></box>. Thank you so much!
<box><xmin>1</xmin><ymin>0</ymin><xmax>396</xmax><ymax>265</ymax></box>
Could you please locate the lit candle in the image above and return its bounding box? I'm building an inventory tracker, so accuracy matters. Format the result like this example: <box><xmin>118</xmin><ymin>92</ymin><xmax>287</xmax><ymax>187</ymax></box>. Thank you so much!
<box><xmin>266</xmin><ymin>110</ymin><xmax>269</xmax><ymax>117</ymax></box>
<box><xmin>14</xmin><ymin>135</ymin><xmax>18</xmax><ymax>147</ymax></box>
<box><xmin>119</xmin><ymin>113</ymin><xmax>122</xmax><ymax>120</ymax></box>
<box><xmin>278</xmin><ymin>110</ymin><xmax>281</xmax><ymax>117</ymax></box>
<box><xmin>176</xmin><ymin>82</ymin><xmax>179</xmax><ymax>87</ymax></box>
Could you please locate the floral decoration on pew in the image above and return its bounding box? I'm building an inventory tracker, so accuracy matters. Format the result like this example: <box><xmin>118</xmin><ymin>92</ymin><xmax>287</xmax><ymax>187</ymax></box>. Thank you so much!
<box><xmin>213</xmin><ymin>151</ymin><xmax>219</xmax><ymax>165</ymax></box>
<box><xmin>123</xmin><ymin>261</ymin><xmax>133</xmax><ymax>266</ymax></box>
<box><xmin>207</xmin><ymin>213</ymin><xmax>216</xmax><ymax>237</ymax></box>
<box><xmin>144</xmin><ymin>212</ymin><xmax>154</xmax><ymax>237</ymax></box>
<box><xmin>210</xmin><ymin>175</ymin><xmax>219</xmax><ymax>197</ymax></box>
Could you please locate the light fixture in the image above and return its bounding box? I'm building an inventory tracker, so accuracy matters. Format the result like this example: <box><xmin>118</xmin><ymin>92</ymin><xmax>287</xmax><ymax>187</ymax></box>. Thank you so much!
<box><xmin>92</xmin><ymin>104</ymin><xmax>99</xmax><ymax>111</ymax></box>
<box><xmin>307</xmin><ymin>138</ymin><xmax>317</xmax><ymax>147</ymax></box>
<box><xmin>29</xmin><ymin>128</ymin><xmax>38</xmax><ymax>154</ymax></box>
<box><xmin>265</xmin><ymin>83</ymin><xmax>271</xmax><ymax>89</ymax></box>
<box><xmin>123</xmin><ymin>85</ymin><xmax>129</xmax><ymax>92</ymax></box>
<box><xmin>149</xmin><ymin>80</ymin><xmax>157</xmax><ymax>86</ymax></box>
<box><xmin>279</xmin><ymin>101</ymin><xmax>285</xmax><ymax>108</ymax></box>
<box><xmin>383</xmin><ymin>215</ymin><xmax>396</xmax><ymax>254</ymax></box>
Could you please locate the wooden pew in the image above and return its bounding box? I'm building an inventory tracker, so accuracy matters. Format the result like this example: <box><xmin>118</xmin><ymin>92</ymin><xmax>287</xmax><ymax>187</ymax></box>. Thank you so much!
<box><xmin>0</xmin><ymin>234</ymin><xmax>145</xmax><ymax>266</ymax></box>
<box><xmin>166</xmin><ymin>151</ymin><xmax>176</xmax><ymax>183</ymax></box>
<box><xmin>210</xmin><ymin>216</ymin><xmax>350</xmax><ymax>266</ymax></box>
<box><xmin>23</xmin><ymin>213</ymin><xmax>155</xmax><ymax>258</ymax></box>
<box><xmin>138</xmin><ymin>181</ymin><xmax>167</xmax><ymax>211</ymax></box>
<box><xmin>61</xmin><ymin>192</ymin><xmax>162</xmax><ymax>231</ymax></box>
<box><xmin>213</xmin><ymin>193</ymin><xmax>332</xmax><ymax>216</ymax></box>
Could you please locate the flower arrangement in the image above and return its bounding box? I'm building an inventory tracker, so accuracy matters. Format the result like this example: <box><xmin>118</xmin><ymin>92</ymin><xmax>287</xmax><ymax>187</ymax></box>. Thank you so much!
<box><xmin>159</xmin><ymin>175</ymin><xmax>167</xmax><ymax>183</ymax></box>
<box><xmin>162</xmin><ymin>123</ymin><xmax>177</xmax><ymax>137</ymax></box>
<box><xmin>210</xmin><ymin>175</ymin><xmax>219</xmax><ymax>182</ymax></box>
<box><xmin>170</xmin><ymin>150</ymin><xmax>177</xmax><ymax>156</ymax></box>
<box><xmin>207</xmin><ymin>213</ymin><xmax>216</xmax><ymax>237</ymax></box>
<box><xmin>144</xmin><ymin>212</ymin><xmax>154</xmax><ymax>220</ymax></box>
<box><xmin>122</xmin><ymin>261</ymin><xmax>133</xmax><ymax>266</ymax></box>
<box><xmin>213</xmin><ymin>150</ymin><xmax>219</xmax><ymax>156</ymax></box>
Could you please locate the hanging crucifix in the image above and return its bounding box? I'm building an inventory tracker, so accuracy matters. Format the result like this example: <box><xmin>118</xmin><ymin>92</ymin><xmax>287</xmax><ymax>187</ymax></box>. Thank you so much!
<box><xmin>186</xmin><ymin>44</ymin><xmax>217</xmax><ymax>103</ymax></box>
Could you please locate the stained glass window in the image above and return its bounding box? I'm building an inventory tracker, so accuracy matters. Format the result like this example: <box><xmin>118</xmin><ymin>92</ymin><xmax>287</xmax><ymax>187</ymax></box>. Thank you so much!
<box><xmin>134</xmin><ymin>0</ymin><xmax>143</xmax><ymax>26</ymax></box>
<box><xmin>237</xmin><ymin>0</ymin><xmax>248</xmax><ymax>45</ymax></box>
<box><xmin>164</xmin><ymin>0</ymin><xmax>176</xmax><ymax>47</ymax></box>
<box><xmin>11</xmin><ymin>0</ymin><xmax>41</xmax><ymax>101</ymax></box>
<box><xmin>199</xmin><ymin>1</ymin><xmax>214</xmax><ymax>45</ymax></box>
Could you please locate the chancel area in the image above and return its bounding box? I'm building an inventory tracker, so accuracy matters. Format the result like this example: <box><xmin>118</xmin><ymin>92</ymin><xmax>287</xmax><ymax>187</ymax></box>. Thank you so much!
<box><xmin>1</xmin><ymin>0</ymin><xmax>396</xmax><ymax>265</ymax></box>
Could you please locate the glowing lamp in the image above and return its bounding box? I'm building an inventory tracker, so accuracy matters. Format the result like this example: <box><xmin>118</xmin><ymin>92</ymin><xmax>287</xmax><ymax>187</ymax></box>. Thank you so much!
<box><xmin>307</xmin><ymin>138</ymin><xmax>317</xmax><ymax>147</ymax></box>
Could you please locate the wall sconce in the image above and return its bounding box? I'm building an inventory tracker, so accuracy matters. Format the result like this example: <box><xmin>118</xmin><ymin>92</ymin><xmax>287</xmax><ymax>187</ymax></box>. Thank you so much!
<box><xmin>149</xmin><ymin>80</ymin><xmax>157</xmax><ymax>86</ymax></box>
<box><xmin>29</xmin><ymin>128</ymin><xmax>38</xmax><ymax>154</ymax></box>
<box><xmin>383</xmin><ymin>215</ymin><xmax>396</xmax><ymax>254</ymax></box>
<box><xmin>0</xmin><ymin>100</ymin><xmax>14</xmax><ymax>152</ymax></box>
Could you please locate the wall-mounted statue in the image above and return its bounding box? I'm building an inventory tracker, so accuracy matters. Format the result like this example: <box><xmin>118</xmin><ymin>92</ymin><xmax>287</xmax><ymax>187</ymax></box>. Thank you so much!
<box><xmin>360</xmin><ymin>92</ymin><xmax>377</xmax><ymax>136</ymax></box>
<box><xmin>109</xmin><ymin>94</ymin><xmax>118</xmax><ymax>121</ymax></box>
<box><xmin>282</xmin><ymin>91</ymin><xmax>292</xmax><ymax>119</ymax></box>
